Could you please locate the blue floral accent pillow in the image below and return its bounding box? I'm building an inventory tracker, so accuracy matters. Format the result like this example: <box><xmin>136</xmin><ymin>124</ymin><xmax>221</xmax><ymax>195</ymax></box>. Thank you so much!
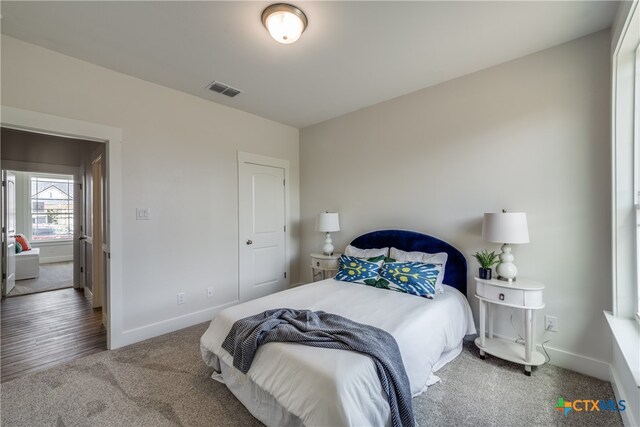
<box><xmin>377</xmin><ymin>261</ymin><xmax>441</xmax><ymax>298</ymax></box>
<box><xmin>335</xmin><ymin>255</ymin><xmax>383</xmax><ymax>284</ymax></box>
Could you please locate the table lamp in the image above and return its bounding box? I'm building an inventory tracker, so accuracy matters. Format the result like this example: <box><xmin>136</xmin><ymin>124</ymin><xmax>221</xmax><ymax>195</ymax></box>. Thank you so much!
<box><xmin>482</xmin><ymin>211</ymin><xmax>529</xmax><ymax>282</ymax></box>
<box><xmin>317</xmin><ymin>212</ymin><xmax>340</xmax><ymax>255</ymax></box>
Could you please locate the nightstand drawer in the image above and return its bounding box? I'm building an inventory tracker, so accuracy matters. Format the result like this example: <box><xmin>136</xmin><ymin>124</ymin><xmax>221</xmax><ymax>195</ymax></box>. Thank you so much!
<box><xmin>480</xmin><ymin>284</ymin><xmax>524</xmax><ymax>306</ymax></box>
<box><xmin>311</xmin><ymin>258</ymin><xmax>339</xmax><ymax>269</ymax></box>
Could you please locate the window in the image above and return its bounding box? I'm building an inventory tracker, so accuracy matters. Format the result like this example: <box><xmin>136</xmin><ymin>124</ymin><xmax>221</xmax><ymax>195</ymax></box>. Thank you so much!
<box><xmin>29</xmin><ymin>175</ymin><xmax>74</xmax><ymax>241</ymax></box>
<box><xmin>612</xmin><ymin>0</ymin><xmax>640</xmax><ymax>322</ymax></box>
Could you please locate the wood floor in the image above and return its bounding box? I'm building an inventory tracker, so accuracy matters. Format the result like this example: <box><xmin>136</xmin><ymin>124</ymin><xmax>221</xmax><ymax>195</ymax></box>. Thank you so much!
<box><xmin>1</xmin><ymin>287</ymin><xmax>106</xmax><ymax>383</ymax></box>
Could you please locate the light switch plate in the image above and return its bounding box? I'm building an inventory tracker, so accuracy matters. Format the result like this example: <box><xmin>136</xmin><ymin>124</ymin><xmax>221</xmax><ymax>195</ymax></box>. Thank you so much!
<box><xmin>136</xmin><ymin>208</ymin><xmax>151</xmax><ymax>220</ymax></box>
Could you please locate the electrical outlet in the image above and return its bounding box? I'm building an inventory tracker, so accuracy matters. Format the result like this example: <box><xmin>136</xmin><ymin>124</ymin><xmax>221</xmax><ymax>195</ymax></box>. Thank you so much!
<box><xmin>207</xmin><ymin>287</ymin><xmax>214</xmax><ymax>298</ymax></box>
<box><xmin>545</xmin><ymin>315</ymin><xmax>558</xmax><ymax>332</ymax></box>
<box><xmin>177</xmin><ymin>292</ymin><xmax>186</xmax><ymax>305</ymax></box>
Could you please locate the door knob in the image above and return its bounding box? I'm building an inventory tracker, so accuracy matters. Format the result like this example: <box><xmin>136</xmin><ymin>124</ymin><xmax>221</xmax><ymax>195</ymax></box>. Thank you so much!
<box><xmin>246</xmin><ymin>240</ymin><xmax>253</xmax><ymax>245</ymax></box>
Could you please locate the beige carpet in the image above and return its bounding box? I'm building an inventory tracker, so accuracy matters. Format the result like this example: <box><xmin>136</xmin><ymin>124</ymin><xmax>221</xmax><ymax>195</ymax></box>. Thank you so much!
<box><xmin>7</xmin><ymin>261</ymin><xmax>73</xmax><ymax>297</ymax></box>
<box><xmin>0</xmin><ymin>322</ymin><xmax>623</xmax><ymax>427</ymax></box>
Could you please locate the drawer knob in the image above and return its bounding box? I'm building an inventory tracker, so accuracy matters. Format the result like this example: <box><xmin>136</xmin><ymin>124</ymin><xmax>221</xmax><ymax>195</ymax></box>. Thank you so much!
<box><xmin>316</xmin><ymin>261</ymin><xmax>320</xmax><ymax>266</ymax></box>
<box><xmin>499</xmin><ymin>293</ymin><xmax>505</xmax><ymax>301</ymax></box>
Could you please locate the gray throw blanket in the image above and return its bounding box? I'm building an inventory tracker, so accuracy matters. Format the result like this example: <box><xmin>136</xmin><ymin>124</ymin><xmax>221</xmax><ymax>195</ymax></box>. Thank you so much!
<box><xmin>221</xmin><ymin>308</ymin><xmax>414</xmax><ymax>427</ymax></box>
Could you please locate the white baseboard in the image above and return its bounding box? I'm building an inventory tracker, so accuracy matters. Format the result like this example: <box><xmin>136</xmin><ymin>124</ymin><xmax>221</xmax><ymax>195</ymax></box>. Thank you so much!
<box><xmin>541</xmin><ymin>343</ymin><xmax>610</xmax><ymax>381</ymax></box>
<box><xmin>117</xmin><ymin>300</ymin><xmax>239</xmax><ymax>348</ymax></box>
<box><xmin>84</xmin><ymin>286</ymin><xmax>93</xmax><ymax>304</ymax></box>
<box><xmin>491</xmin><ymin>332</ymin><xmax>610</xmax><ymax>381</ymax></box>
<box><xmin>610</xmin><ymin>364</ymin><xmax>638</xmax><ymax>427</ymax></box>
<box><xmin>40</xmin><ymin>256</ymin><xmax>73</xmax><ymax>264</ymax></box>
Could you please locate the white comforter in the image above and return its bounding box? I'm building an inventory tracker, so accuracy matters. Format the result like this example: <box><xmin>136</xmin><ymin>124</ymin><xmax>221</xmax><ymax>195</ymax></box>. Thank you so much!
<box><xmin>200</xmin><ymin>279</ymin><xmax>475</xmax><ymax>427</ymax></box>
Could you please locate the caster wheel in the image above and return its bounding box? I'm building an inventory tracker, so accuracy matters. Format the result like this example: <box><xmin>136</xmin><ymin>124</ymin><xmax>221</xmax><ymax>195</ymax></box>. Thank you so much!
<box><xmin>480</xmin><ymin>354</ymin><xmax>486</xmax><ymax>360</ymax></box>
<box><xmin>525</xmin><ymin>370</ymin><xmax>531</xmax><ymax>376</ymax></box>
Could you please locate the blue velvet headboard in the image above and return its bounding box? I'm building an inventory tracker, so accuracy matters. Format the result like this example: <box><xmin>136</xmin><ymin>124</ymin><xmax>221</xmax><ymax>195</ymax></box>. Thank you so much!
<box><xmin>350</xmin><ymin>230</ymin><xmax>467</xmax><ymax>295</ymax></box>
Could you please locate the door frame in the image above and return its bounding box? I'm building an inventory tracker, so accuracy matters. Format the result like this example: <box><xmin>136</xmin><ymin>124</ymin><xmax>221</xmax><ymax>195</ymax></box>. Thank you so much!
<box><xmin>237</xmin><ymin>151</ymin><xmax>290</xmax><ymax>300</ymax></box>
<box><xmin>90</xmin><ymin>154</ymin><xmax>104</xmax><ymax>310</ymax></box>
<box><xmin>1</xmin><ymin>106</ymin><xmax>124</xmax><ymax>349</ymax></box>
<box><xmin>2</xmin><ymin>171</ymin><xmax>16</xmax><ymax>296</ymax></box>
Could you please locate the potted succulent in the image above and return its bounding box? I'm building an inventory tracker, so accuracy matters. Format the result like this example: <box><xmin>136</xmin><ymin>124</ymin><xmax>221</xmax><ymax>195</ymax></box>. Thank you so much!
<box><xmin>473</xmin><ymin>249</ymin><xmax>499</xmax><ymax>280</ymax></box>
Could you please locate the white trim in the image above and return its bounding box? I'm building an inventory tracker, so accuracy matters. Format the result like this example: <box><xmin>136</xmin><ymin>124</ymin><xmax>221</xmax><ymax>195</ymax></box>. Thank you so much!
<box><xmin>39</xmin><ymin>255</ymin><xmax>73</xmax><ymax>264</ymax></box>
<box><xmin>491</xmin><ymin>332</ymin><xmax>610</xmax><ymax>381</ymax></box>
<box><xmin>31</xmin><ymin>240</ymin><xmax>74</xmax><ymax>246</ymax></box>
<box><xmin>30</xmin><ymin>241</ymin><xmax>73</xmax><ymax>264</ymax></box>
<box><xmin>605</xmin><ymin>311</ymin><xmax>640</xmax><ymax>388</ymax></box>
<box><xmin>237</xmin><ymin>151</ymin><xmax>291</xmax><ymax>298</ymax></box>
<box><xmin>611</xmin><ymin>0</ymin><xmax>639</xmax><ymax>319</ymax></box>
<box><xmin>610</xmin><ymin>361</ymin><xmax>639</xmax><ymax>427</ymax></box>
<box><xmin>1</xmin><ymin>106</ymin><xmax>124</xmax><ymax>349</ymax></box>
<box><xmin>540</xmin><ymin>343</ymin><xmax>610</xmax><ymax>382</ymax></box>
<box><xmin>119</xmin><ymin>300</ymin><xmax>239</xmax><ymax>347</ymax></box>
<box><xmin>27</xmin><ymin>171</ymin><xmax>75</xmax><ymax>243</ymax></box>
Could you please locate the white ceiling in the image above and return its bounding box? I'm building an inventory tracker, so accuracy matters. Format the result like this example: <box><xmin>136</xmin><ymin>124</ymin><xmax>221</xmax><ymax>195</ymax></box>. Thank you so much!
<box><xmin>0</xmin><ymin>1</ymin><xmax>619</xmax><ymax>128</ymax></box>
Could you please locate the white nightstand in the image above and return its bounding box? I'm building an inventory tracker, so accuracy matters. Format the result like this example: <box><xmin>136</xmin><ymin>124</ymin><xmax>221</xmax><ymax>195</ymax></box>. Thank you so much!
<box><xmin>310</xmin><ymin>253</ymin><xmax>341</xmax><ymax>282</ymax></box>
<box><xmin>474</xmin><ymin>277</ymin><xmax>546</xmax><ymax>376</ymax></box>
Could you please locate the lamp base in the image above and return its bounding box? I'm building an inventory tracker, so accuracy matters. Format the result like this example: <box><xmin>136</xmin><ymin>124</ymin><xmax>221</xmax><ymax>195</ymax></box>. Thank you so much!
<box><xmin>495</xmin><ymin>243</ymin><xmax>518</xmax><ymax>282</ymax></box>
<box><xmin>322</xmin><ymin>232</ymin><xmax>334</xmax><ymax>256</ymax></box>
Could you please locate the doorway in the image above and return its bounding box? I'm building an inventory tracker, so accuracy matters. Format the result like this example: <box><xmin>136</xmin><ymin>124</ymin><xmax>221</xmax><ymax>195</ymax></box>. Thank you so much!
<box><xmin>0</xmin><ymin>127</ymin><xmax>108</xmax><ymax>381</ymax></box>
<box><xmin>1</xmin><ymin>128</ymin><xmax>105</xmax><ymax>301</ymax></box>
<box><xmin>3</xmin><ymin>171</ymin><xmax>76</xmax><ymax>297</ymax></box>
<box><xmin>1</xmin><ymin>105</ymin><xmax>123</xmax><ymax>350</ymax></box>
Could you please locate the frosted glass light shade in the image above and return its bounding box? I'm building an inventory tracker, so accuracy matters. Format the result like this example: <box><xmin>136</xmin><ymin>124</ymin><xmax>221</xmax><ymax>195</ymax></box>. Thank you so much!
<box><xmin>262</xmin><ymin>4</ymin><xmax>308</xmax><ymax>44</ymax></box>
<box><xmin>317</xmin><ymin>212</ymin><xmax>340</xmax><ymax>232</ymax></box>
<box><xmin>482</xmin><ymin>212</ymin><xmax>529</xmax><ymax>244</ymax></box>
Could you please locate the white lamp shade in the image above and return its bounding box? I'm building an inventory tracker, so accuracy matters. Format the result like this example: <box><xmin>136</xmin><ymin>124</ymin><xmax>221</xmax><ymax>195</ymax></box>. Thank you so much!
<box><xmin>317</xmin><ymin>212</ymin><xmax>340</xmax><ymax>232</ymax></box>
<box><xmin>482</xmin><ymin>212</ymin><xmax>530</xmax><ymax>244</ymax></box>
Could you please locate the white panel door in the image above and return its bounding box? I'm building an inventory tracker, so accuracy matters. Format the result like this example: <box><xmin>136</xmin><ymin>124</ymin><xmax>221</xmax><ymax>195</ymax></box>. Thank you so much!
<box><xmin>239</xmin><ymin>162</ymin><xmax>286</xmax><ymax>301</ymax></box>
<box><xmin>3</xmin><ymin>171</ymin><xmax>16</xmax><ymax>296</ymax></box>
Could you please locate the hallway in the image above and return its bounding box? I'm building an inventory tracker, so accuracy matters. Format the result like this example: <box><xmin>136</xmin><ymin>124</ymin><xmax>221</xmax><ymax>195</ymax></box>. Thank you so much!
<box><xmin>1</xmin><ymin>287</ymin><xmax>106</xmax><ymax>383</ymax></box>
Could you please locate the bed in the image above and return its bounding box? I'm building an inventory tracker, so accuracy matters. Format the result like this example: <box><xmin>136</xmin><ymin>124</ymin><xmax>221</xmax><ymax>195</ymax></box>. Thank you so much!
<box><xmin>200</xmin><ymin>230</ymin><xmax>476</xmax><ymax>426</ymax></box>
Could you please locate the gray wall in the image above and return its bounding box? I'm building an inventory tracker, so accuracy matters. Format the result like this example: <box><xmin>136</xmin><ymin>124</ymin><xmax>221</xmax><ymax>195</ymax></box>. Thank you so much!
<box><xmin>2</xmin><ymin>35</ymin><xmax>300</xmax><ymax>337</ymax></box>
<box><xmin>300</xmin><ymin>30</ymin><xmax>612</xmax><ymax>370</ymax></box>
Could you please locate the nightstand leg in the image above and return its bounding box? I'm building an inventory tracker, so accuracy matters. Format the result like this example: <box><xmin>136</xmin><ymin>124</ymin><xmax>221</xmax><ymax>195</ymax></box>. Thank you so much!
<box><xmin>525</xmin><ymin>365</ymin><xmax>531</xmax><ymax>376</ymax></box>
<box><xmin>531</xmin><ymin>310</ymin><xmax>536</xmax><ymax>357</ymax></box>
<box><xmin>524</xmin><ymin>308</ymin><xmax>532</xmax><ymax>364</ymax></box>
<box><xmin>478</xmin><ymin>299</ymin><xmax>486</xmax><ymax>348</ymax></box>
<box><xmin>487</xmin><ymin>304</ymin><xmax>494</xmax><ymax>339</ymax></box>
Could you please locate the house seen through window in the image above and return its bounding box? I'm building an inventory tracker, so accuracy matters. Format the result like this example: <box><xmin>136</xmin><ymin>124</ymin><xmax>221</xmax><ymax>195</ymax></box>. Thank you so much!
<box><xmin>30</xmin><ymin>175</ymin><xmax>74</xmax><ymax>241</ymax></box>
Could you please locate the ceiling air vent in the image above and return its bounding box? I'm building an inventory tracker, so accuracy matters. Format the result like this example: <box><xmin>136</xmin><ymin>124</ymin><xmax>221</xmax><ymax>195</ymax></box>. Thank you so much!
<box><xmin>207</xmin><ymin>81</ymin><xmax>242</xmax><ymax>98</ymax></box>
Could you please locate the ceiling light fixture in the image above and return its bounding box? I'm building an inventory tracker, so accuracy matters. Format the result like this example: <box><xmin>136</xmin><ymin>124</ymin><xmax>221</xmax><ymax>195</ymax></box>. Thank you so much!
<box><xmin>261</xmin><ymin>3</ymin><xmax>308</xmax><ymax>44</ymax></box>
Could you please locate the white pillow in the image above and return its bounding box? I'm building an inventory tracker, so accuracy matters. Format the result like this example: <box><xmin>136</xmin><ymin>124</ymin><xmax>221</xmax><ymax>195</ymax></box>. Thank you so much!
<box><xmin>389</xmin><ymin>247</ymin><xmax>448</xmax><ymax>293</ymax></box>
<box><xmin>344</xmin><ymin>245</ymin><xmax>389</xmax><ymax>258</ymax></box>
